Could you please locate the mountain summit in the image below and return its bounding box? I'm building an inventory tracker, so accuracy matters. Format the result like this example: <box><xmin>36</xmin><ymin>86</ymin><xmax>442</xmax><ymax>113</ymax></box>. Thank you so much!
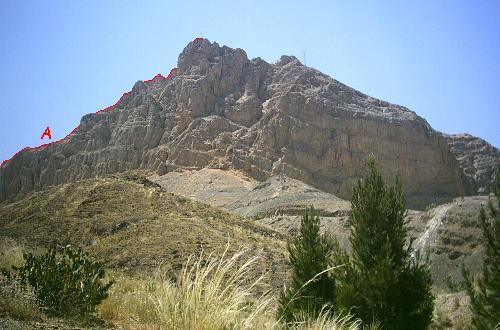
<box><xmin>0</xmin><ymin>39</ymin><xmax>497</xmax><ymax>207</ymax></box>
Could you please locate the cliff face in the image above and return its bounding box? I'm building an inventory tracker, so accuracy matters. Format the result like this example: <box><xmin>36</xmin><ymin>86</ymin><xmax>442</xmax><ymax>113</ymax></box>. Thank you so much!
<box><xmin>0</xmin><ymin>39</ymin><xmax>470</xmax><ymax>208</ymax></box>
<box><xmin>443</xmin><ymin>133</ymin><xmax>499</xmax><ymax>194</ymax></box>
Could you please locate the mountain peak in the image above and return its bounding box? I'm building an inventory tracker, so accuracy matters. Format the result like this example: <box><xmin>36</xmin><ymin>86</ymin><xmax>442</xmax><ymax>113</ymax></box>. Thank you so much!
<box><xmin>132</xmin><ymin>80</ymin><xmax>147</xmax><ymax>95</ymax></box>
<box><xmin>276</xmin><ymin>55</ymin><xmax>302</xmax><ymax>67</ymax></box>
<box><xmin>177</xmin><ymin>38</ymin><xmax>248</xmax><ymax>75</ymax></box>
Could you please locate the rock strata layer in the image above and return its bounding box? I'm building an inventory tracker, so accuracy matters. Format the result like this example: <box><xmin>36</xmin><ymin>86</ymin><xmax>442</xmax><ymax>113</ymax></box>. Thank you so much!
<box><xmin>0</xmin><ymin>39</ymin><xmax>478</xmax><ymax>208</ymax></box>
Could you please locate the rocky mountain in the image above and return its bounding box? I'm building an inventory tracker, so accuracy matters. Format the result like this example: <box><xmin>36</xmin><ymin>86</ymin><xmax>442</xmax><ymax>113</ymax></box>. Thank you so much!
<box><xmin>1</xmin><ymin>38</ymin><xmax>492</xmax><ymax>208</ymax></box>
<box><xmin>443</xmin><ymin>133</ymin><xmax>499</xmax><ymax>194</ymax></box>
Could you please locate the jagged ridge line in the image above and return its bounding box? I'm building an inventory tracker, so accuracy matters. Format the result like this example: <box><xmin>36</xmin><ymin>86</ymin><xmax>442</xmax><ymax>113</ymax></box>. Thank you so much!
<box><xmin>0</xmin><ymin>64</ymin><xmax>186</xmax><ymax>168</ymax></box>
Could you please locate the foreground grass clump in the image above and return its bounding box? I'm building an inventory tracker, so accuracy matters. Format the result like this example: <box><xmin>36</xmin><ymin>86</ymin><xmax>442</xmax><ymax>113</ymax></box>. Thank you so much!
<box><xmin>100</xmin><ymin>247</ymin><xmax>274</xmax><ymax>329</ymax></box>
<box><xmin>100</xmin><ymin>248</ymin><xmax>364</xmax><ymax>329</ymax></box>
<box><xmin>0</xmin><ymin>243</ymin><xmax>25</xmax><ymax>270</ymax></box>
<box><xmin>2</xmin><ymin>245</ymin><xmax>113</xmax><ymax>320</ymax></box>
<box><xmin>153</xmin><ymin>248</ymin><xmax>274</xmax><ymax>329</ymax></box>
<box><xmin>0</xmin><ymin>275</ymin><xmax>43</xmax><ymax>321</ymax></box>
<box><xmin>0</xmin><ymin>242</ymin><xmax>43</xmax><ymax>321</ymax></box>
<box><xmin>287</xmin><ymin>309</ymin><xmax>364</xmax><ymax>330</ymax></box>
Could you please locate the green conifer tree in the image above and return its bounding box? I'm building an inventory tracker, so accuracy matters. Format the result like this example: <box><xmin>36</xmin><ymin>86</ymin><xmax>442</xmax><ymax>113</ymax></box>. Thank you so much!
<box><xmin>277</xmin><ymin>207</ymin><xmax>336</xmax><ymax>323</ymax></box>
<box><xmin>462</xmin><ymin>170</ymin><xmax>500</xmax><ymax>329</ymax></box>
<box><xmin>333</xmin><ymin>157</ymin><xmax>434</xmax><ymax>329</ymax></box>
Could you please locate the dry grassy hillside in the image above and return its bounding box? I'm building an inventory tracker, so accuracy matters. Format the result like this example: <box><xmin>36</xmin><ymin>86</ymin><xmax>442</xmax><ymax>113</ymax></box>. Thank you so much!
<box><xmin>0</xmin><ymin>172</ymin><xmax>288</xmax><ymax>292</ymax></box>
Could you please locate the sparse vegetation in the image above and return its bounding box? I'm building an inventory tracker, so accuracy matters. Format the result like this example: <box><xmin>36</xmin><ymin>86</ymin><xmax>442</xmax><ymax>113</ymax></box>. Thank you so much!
<box><xmin>97</xmin><ymin>246</ymin><xmax>367</xmax><ymax>330</ymax></box>
<box><xmin>0</xmin><ymin>243</ymin><xmax>25</xmax><ymax>270</ymax></box>
<box><xmin>462</xmin><ymin>170</ymin><xmax>500</xmax><ymax>329</ymax></box>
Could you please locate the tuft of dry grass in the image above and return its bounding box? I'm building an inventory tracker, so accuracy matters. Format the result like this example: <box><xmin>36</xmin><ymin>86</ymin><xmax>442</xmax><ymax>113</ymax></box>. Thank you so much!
<box><xmin>0</xmin><ymin>241</ymin><xmax>41</xmax><ymax>321</ymax></box>
<box><xmin>0</xmin><ymin>275</ymin><xmax>44</xmax><ymax>321</ymax></box>
<box><xmin>99</xmin><ymin>247</ymin><xmax>366</xmax><ymax>330</ymax></box>
<box><xmin>99</xmin><ymin>247</ymin><xmax>275</xmax><ymax>329</ymax></box>
<box><xmin>151</xmin><ymin>247</ymin><xmax>274</xmax><ymax>329</ymax></box>
<box><xmin>285</xmin><ymin>309</ymin><xmax>362</xmax><ymax>330</ymax></box>
<box><xmin>0</xmin><ymin>242</ymin><xmax>25</xmax><ymax>270</ymax></box>
<box><xmin>98</xmin><ymin>275</ymin><xmax>159</xmax><ymax>326</ymax></box>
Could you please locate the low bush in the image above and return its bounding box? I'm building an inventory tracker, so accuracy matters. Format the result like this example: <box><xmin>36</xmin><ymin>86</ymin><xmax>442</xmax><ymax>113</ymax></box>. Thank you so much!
<box><xmin>2</xmin><ymin>245</ymin><xmax>113</xmax><ymax>319</ymax></box>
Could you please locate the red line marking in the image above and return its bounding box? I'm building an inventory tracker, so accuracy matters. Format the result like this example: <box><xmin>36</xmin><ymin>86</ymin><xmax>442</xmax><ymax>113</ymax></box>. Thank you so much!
<box><xmin>193</xmin><ymin>37</ymin><xmax>204</xmax><ymax>42</ymax></box>
<box><xmin>1</xmin><ymin>67</ymin><xmax>179</xmax><ymax>168</ymax></box>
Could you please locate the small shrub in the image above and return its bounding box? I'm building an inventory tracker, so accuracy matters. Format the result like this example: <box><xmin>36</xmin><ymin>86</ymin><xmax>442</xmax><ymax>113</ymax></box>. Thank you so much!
<box><xmin>98</xmin><ymin>275</ymin><xmax>159</xmax><ymax>325</ymax></box>
<box><xmin>2</xmin><ymin>245</ymin><xmax>113</xmax><ymax>319</ymax></box>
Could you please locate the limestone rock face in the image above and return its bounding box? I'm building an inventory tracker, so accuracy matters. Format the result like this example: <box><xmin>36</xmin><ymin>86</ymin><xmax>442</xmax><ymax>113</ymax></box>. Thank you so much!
<box><xmin>443</xmin><ymin>133</ymin><xmax>499</xmax><ymax>194</ymax></box>
<box><xmin>0</xmin><ymin>39</ymin><xmax>475</xmax><ymax>208</ymax></box>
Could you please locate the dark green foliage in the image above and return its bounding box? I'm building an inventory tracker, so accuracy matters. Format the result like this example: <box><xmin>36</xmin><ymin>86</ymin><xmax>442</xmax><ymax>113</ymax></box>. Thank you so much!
<box><xmin>462</xmin><ymin>169</ymin><xmax>500</xmax><ymax>330</ymax></box>
<box><xmin>2</xmin><ymin>245</ymin><xmax>113</xmax><ymax>319</ymax></box>
<box><xmin>277</xmin><ymin>207</ymin><xmax>336</xmax><ymax>323</ymax></box>
<box><xmin>333</xmin><ymin>157</ymin><xmax>434</xmax><ymax>329</ymax></box>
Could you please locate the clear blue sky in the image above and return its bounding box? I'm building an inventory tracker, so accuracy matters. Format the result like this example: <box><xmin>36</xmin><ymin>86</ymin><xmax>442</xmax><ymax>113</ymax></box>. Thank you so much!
<box><xmin>1</xmin><ymin>0</ymin><xmax>499</xmax><ymax>164</ymax></box>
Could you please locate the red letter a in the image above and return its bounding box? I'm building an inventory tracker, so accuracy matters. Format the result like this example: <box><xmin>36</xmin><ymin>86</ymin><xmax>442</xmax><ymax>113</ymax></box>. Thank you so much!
<box><xmin>41</xmin><ymin>127</ymin><xmax>52</xmax><ymax>140</ymax></box>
